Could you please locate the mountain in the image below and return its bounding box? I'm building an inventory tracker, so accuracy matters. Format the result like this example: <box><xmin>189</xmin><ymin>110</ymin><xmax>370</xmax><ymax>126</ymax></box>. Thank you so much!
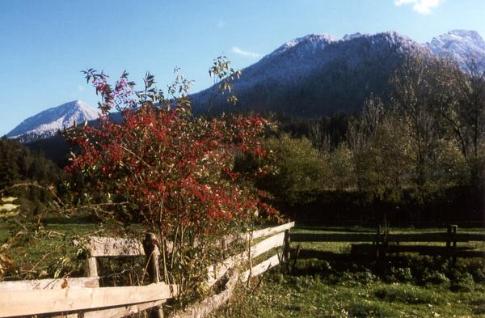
<box><xmin>190</xmin><ymin>32</ymin><xmax>428</xmax><ymax>116</ymax></box>
<box><xmin>191</xmin><ymin>30</ymin><xmax>483</xmax><ymax>116</ymax></box>
<box><xmin>9</xmin><ymin>30</ymin><xmax>484</xmax><ymax>145</ymax></box>
<box><xmin>427</xmin><ymin>30</ymin><xmax>485</xmax><ymax>72</ymax></box>
<box><xmin>7</xmin><ymin>100</ymin><xmax>99</xmax><ymax>143</ymax></box>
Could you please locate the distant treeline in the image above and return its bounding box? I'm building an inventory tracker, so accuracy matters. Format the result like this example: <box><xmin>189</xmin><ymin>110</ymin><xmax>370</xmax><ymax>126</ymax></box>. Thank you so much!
<box><xmin>0</xmin><ymin>138</ymin><xmax>61</xmax><ymax>216</ymax></box>
<box><xmin>240</xmin><ymin>55</ymin><xmax>485</xmax><ymax>226</ymax></box>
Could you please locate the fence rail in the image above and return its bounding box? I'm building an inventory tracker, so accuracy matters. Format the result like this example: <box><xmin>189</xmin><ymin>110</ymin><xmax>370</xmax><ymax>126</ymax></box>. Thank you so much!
<box><xmin>290</xmin><ymin>232</ymin><xmax>485</xmax><ymax>243</ymax></box>
<box><xmin>291</xmin><ymin>225</ymin><xmax>485</xmax><ymax>260</ymax></box>
<box><xmin>0</xmin><ymin>283</ymin><xmax>177</xmax><ymax>317</ymax></box>
<box><xmin>0</xmin><ymin>276</ymin><xmax>99</xmax><ymax>291</ymax></box>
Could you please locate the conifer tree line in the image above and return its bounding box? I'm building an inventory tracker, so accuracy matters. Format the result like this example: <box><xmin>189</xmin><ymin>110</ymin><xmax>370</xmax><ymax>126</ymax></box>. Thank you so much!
<box><xmin>0</xmin><ymin>138</ymin><xmax>61</xmax><ymax>216</ymax></box>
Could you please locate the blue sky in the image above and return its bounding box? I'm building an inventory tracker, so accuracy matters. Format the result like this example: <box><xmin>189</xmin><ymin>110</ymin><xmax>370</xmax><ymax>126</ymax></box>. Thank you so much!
<box><xmin>1</xmin><ymin>0</ymin><xmax>484</xmax><ymax>135</ymax></box>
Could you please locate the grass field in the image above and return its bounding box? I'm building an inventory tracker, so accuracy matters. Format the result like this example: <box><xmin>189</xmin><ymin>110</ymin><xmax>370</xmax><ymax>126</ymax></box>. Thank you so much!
<box><xmin>212</xmin><ymin>270</ymin><xmax>485</xmax><ymax>317</ymax></box>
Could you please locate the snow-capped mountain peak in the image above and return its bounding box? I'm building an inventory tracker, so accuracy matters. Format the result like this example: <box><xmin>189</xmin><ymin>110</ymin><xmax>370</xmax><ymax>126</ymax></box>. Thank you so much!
<box><xmin>439</xmin><ymin>30</ymin><xmax>485</xmax><ymax>48</ymax></box>
<box><xmin>342</xmin><ymin>32</ymin><xmax>365</xmax><ymax>41</ymax></box>
<box><xmin>7</xmin><ymin>100</ymin><xmax>99</xmax><ymax>142</ymax></box>
<box><xmin>427</xmin><ymin>29</ymin><xmax>485</xmax><ymax>70</ymax></box>
<box><xmin>266</xmin><ymin>33</ymin><xmax>336</xmax><ymax>59</ymax></box>
<box><xmin>191</xmin><ymin>29</ymin><xmax>484</xmax><ymax>116</ymax></box>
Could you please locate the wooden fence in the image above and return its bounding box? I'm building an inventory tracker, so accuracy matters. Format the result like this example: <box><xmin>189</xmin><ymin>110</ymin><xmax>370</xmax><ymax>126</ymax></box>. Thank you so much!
<box><xmin>0</xmin><ymin>222</ymin><xmax>294</xmax><ymax>318</ymax></box>
<box><xmin>291</xmin><ymin>225</ymin><xmax>485</xmax><ymax>260</ymax></box>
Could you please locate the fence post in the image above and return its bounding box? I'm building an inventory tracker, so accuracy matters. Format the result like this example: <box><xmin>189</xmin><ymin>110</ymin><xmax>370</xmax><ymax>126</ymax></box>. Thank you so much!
<box><xmin>446</xmin><ymin>224</ymin><xmax>458</xmax><ymax>264</ymax></box>
<box><xmin>283</xmin><ymin>229</ymin><xmax>291</xmax><ymax>273</ymax></box>
<box><xmin>86</xmin><ymin>256</ymin><xmax>99</xmax><ymax>279</ymax></box>
<box><xmin>143</xmin><ymin>232</ymin><xmax>164</xmax><ymax>318</ymax></box>
<box><xmin>446</xmin><ymin>225</ymin><xmax>451</xmax><ymax>249</ymax></box>
<box><xmin>221</xmin><ymin>238</ymin><xmax>228</xmax><ymax>259</ymax></box>
<box><xmin>376</xmin><ymin>225</ymin><xmax>382</xmax><ymax>259</ymax></box>
<box><xmin>85</xmin><ymin>238</ymin><xmax>99</xmax><ymax>286</ymax></box>
<box><xmin>246</xmin><ymin>232</ymin><xmax>252</xmax><ymax>286</ymax></box>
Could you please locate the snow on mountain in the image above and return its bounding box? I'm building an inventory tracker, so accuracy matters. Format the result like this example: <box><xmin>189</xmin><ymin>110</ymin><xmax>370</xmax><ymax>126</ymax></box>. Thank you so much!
<box><xmin>342</xmin><ymin>33</ymin><xmax>364</xmax><ymax>41</ymax></box>
<box><xmin>7</xmin><ymin>100</ymin><xmax>99</xmax><ymax>143</ymax></box>
<box><xmin>427</xmin><ymin>30</ymin><xmax>485</xmax><ymax>71</ymax></box>
<box><xmin>237</xmin><ymin>33</ymin><xmax>336</xmax><ymax>89</ymax></box>
<box><xmin>241</xmin><ymin>31</ymin><xmax>423</xmax><ymax>87</ymax></box>
<box><xmin>264</xmin><ymin>33</ymin><xmax>336</xmax><ymax>60</ymax></box>
<box><xmin>191</xmin><ymin>31</ymin><xmax>429</xmax><ymax>115</ymax></box>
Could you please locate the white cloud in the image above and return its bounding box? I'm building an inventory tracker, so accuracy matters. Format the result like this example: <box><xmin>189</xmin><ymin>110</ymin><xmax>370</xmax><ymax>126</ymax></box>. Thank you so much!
<box><xmin>394</xmin><ymin>0</ymin><xmax>443</xmax><ymax>15</ymax></box>
<box><xmin>231</xmin><ymin>46</ymin><xmax>261</xmax><ymax>58</ymax></box>
<box><xmin>77</xmin><ymin>85</ymin><xmax>86</xmax><ymax>92</ymax></box>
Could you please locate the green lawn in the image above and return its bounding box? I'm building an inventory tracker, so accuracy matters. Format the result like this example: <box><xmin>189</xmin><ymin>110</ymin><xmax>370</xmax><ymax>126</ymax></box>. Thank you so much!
<box><xmin>213</xmin><ymin>271</ymin><xmax>485</xmax><ymax>317</ymax></box>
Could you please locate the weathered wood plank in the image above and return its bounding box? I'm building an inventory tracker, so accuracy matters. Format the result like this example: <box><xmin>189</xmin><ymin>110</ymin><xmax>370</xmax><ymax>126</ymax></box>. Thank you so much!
<box><xmin>53</xmin><ymin>314</ymin><xmax>78</xmax><ymax>318</ymax></box>
<box><xmin>82</xmin><ymin>300</ymin><xmax>165</xmax><ymax>318</ymax></box>
<box><xmin>442</xmin><ymin>233</ymin><xmax>485</xmax><ymax>242</ymax></box>
<box><xmin>292</xmin><ymin>249</ymin><xmax>353</xmax><ymax>260</ymax></box>
<box><xmin>207</xmin><ymin>252</ymin><xmax>244</xmax><ymax>288</ymax></box>
<box><xmin>250</xmin><ymin>222</ymin><xmax>295</xmax><ymax>240</ymax></box>
<box><xmin>0</xmin><ymin>277</ymin><xmax>99</xmax><ymax>291</ymax></box>
<box><xmin>87</xmin><ymin>236</ymin><xmax>145</xmax><ymax>257</ymax></box>
<box><xmin>0</xmin><ymin>283</ymin><xmax>178</xmax><ymax>317</ymax></box>
<box><xmin>223</xmin><ymin>222</ymin><xmax>295</xmax><ymax>246</ymax></box>
<box><xmin>290</xmin><ymin>232</ymin><xmax>485</xmax><ymax>243</ymax></box>
<box><xmin>207</xmin><ymin>232</ymin><xmax>285</xmax><ymax>287</ymax></box>
<box><xmin>241</xmin><ymin>254</ymin><xmax>280</xmax><ymax>282</ymax></box>
<box><xmin>251</xmin><ymin>232</ymin><xmax>285</xmax><ymax>258</ymax></box>
<box><xmin>290</xmin><ymin>232</ymin><xmax>376</xmax><ymax>242</ymax></box>
<box><xmin>143</xmin><ymin>232</ymin><xmax>163</xmax><ymax>318</ymax></box>
<box><xmin>171</xmin><ymin>270</ymin><xmax>238</xmax><ymax>318</ymax></box>
<box><xmin>87</xmin><ymin>256</ymin><xmax>99</xmax><ymax>280</ymax></box>
<box><xmin>86</xmin><ymin>223</ymin><xmax>294</xmax><ymax>259</ymax></box>
<box><xmin>387</xmin><ymin>233</ymin><xmax>485</xmax><ymax>242</ymax></box>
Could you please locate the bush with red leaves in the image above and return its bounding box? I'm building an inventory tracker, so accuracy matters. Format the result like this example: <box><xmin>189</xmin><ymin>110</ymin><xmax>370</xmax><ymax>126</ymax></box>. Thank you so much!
<box><xmin>64</xmin><ymin>64</ymin><xmax>279</xmax><ymax>294</ymax></box>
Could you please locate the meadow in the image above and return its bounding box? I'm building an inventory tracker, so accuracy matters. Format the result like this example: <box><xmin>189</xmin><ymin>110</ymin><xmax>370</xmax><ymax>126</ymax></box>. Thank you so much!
<box><xmin>212</xmin><ymin>269</ymin><xmax>485</xmax><ymax>317</ymax></box>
